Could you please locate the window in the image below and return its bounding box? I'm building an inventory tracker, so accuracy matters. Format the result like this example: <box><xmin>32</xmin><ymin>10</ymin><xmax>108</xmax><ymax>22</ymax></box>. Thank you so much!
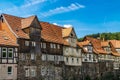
<box><xmin>66</xmin><ymin>57</ymin><xmax>68</xmax><ymax>62</ymax></box>
<box><xmin>32</xmin><ymin>42</ymin><xmax>36</xmax><ymax>46</ymax></box>
<box><xmin>25</xmin><ymin>68</ymin><xmax>30</xmax><ymax>77</ymax></box>
<box><xmin>31</xmin><ymin>69</ymin><xmax>36</xmax><ymax>77</ymax></box>
<box><xmin>88</xmin><ymin>46</ymin><xmax>92</xmax><ymax>52</ymax></box>
<box><xmin>41</xmin><ymin>43</ymin><xmax>43</xmax><ymax>48</ymax></box>
<box><xmin>31</xmin><ymin>53</ymin><xmax>35</xmax><ymax>60</ymax></box>
<box><xmin>2</xmin><ymin>48</ymin><xmax>7</xmax><ymax>58</ymax></box>
<box><xmin>77</xmin><ymin>58</ymin><xmax>79</xmax><ymax>63</ymax></box>
<box><xmin>53</xmin><ymin>44</ymin><xmax>56</xmax><ymax>48</ymax></box>
<box><xmin>8</xmin><ymin>48</ymin><xmax>13</xmax><ymax>58</ymax></box>
<box><xmin>57</xmin><ymin>45</ymin><xmax>60</xmax><ymax>49</ymax></box>
<box><xmin>50</xmin><ymin>43</ymin><xmax>53</xmax><ymax>48</ymax></box>
<box><xmin>20</xmin><ymin>53</ymin><xmax>25</xmax><ymax>60</ymax></box>
<box><xmin>43</xmin><ymin>43</ymin><xmax>46</xmax><ymax>48</ymax></box>
<box><xmin>15</xmin><ymin>48</ymin><xmax>18</xmax><ymax>52</ymax></box>
<box><xmin>8</xmin><ymin>66</ymin><xmax>12</xmax><ymax>75</ymax></box>
<box><xmin>25</xmin><ymin>41</ymin><xmax>29</xmax><ymax>46</ymax></box>
<box><xmin>42</xmin><ymin>54</ymin><xmax>46</xmax><ymax>61</ymax></box>
<box><xmin>89</xmin><ymin>55</ymin><xmax>91</xmax><ymax>60</ymax></box>
<box><xmin>72</xmin><ymin>58</ymin><xmax>74</xmax><ymax>63</ymax></box>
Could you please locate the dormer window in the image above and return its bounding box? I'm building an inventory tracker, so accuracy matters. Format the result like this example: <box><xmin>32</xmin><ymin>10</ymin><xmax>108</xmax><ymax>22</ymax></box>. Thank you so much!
<box><xmin>88</xmin><ymin>46</ymin><xmax>93</xmax><ymax>52</ymax></box>
<box><xmin>71</xmin><ymin>33</ymin><xmax>73</xmax><ymax>37</ymax></box>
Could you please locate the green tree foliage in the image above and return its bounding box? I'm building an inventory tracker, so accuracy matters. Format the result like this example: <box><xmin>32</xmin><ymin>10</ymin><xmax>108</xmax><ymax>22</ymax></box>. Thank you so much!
<box><xmin>78</xmin><ymin>32</ymin><xmax>120</xmax><ymax>41</ymax></box>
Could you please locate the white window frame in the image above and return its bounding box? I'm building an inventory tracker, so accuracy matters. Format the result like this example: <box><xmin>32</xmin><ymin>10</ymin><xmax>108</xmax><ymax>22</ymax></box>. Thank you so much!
<box><xmin>8</xmin><ymin>66</ymin><xmax>12</xmax><ymax>75</ymax></box>
<box><xmin>57</xmin><ymin>45</ymin><xmax>60</xmax><ymax>49</ymax></box>
<box><xmin>25</xmin><ymin>41</ymin><xmax>29</xmax><ymax>46</ymax></box>
<box><xmin>43</xmin><ymin>43</ymin><xmax>46</xmax><ymax>48</ymax></box>
<box><xmin>50</xmin><ymin>43</ymin><xmax>53</xmax><ymax>48</ymax></box>
<box><xmin>8</xmin><ymin>48</ymin><xmax>13</xmax><ymax>58</ymax></box>
<box><xmin>25</xmin><ymin>68</ymin><xmax>30</xmax><ymax>77</ymax></box>
<box><xmin>2</xmin><ymin>47</ymin><xmax>7</xmax><ymax>58</ymax></box>
<box><xmin>53</xmin><ymin>44</ymin><xmax>56</xmax><ymax>48</ymax></box>
<box><xmin>31</xmin><ymin>69</ymin><xmax>36</xmax><ymax>77</ymax></box>
<box><xmin>31</xmin><ymin>53</ymin><xmax>35</xmax><ymax>60</ymax></box>
<box><xmin>32</xmin><ymin>42</ymin><xmax>36</xmax><ymax>47</ymax></box>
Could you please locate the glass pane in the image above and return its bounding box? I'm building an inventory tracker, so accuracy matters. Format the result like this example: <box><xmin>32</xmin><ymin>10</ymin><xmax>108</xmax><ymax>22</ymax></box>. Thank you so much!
<box><xmin>2</xmin><ymin>52</ymin><xmax>6</xmax><ymax>57</ymax></box>
<box><xmin>8</xmin><ymin>52</ymin><xmax>13</xmax><ymax>58</ymax></box>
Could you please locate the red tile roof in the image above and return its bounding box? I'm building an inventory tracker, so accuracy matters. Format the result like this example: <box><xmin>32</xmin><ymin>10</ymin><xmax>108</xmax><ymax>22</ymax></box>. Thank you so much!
<box><xmin>62</xmin><ymin>27</ymin><xmax>72</xmax><ymax>37</ymax></box>
<box><xmin>21</xmin><ymin>16</ymin><xmax>35</xmax><ymax>29</ymax></box>
<box><xmin>109</xmin><ymin>40</ymin><xmax>120</xmax><ymax>48</ymax></box>
<box><xmin>2</xmin><ymin>14</ymin><xmax>30</xmax><ymax>39</ymax></box>
<box><xmin>40</xmin><ymin>22</ymin><xmax>69</xmax><ymax>45</ymax></box>
<box><xmin>81</xmin><ymin>37</ymin><xmax>107</xmax><ymax>54</ymax></box>
<box><xmin>0</xmin><ymin>30</ymin><xmax>18</xmax><ymax>46</ymax></box>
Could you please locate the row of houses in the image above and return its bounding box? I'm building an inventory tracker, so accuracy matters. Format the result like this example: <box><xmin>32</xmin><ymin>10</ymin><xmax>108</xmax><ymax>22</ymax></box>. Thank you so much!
<box><xmin>0</xmin><ymin>13</ymin><xmax>120</xmax><ymax>80</ymax></box>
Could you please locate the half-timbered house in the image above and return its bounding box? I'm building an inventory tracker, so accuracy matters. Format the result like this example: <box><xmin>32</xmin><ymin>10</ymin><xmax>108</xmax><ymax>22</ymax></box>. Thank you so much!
<box><xmin>1</xmin><ymin>14</ymin><xmax>42</xmax><ymax>80</ymax></box>
<box><xmin>40</xmin><ymin>22</ymin><xmax>66</xmax><ymax>80</ymax></box>
<box><xmin>0</xmin><ymin>17</ymin><xmax>18</xmax><ymax>80</ymax></box>
<box><xmin>62</xmin><ymin>27</ymin><xmax>82</xmax><ymax>80</ymax></box>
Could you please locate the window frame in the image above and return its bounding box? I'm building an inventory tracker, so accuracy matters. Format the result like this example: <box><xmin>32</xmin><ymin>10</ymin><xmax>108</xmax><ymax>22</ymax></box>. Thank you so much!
<box><xmin>8</xmin><ymin>66</ymin><xmax>12</xmax><ymax>75</ymax></box>
<box><xmin>25</xmin><ymin>41</ymin><xmax>29</xmax><ymax>46</ymax></box>
<box><xmin>8</xmin><ymin>48</ymin><xmax>13</xmax><ymax>58</ymax></box>
<box><xmin>2</xmin><ymin>47</ymin><xmax>7</xmax><ymax>58</ymax></box>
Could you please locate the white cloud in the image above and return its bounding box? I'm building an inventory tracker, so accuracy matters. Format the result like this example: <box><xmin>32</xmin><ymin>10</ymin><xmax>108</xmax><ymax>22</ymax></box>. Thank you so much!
<box><xmin>63</xmin><ymin>24</ymin><xmax>73</xmax><ymax>28</ymax></box>
<box><xmin>22</xmin><ymin>0</ymin><xmax>47</xmax><ymax>8</ymax></box>
<box><xmin>53</xmin><ymin>23</ymin><xmax>58</xmax><ymax>25</ymax></box>
<box><xmin>41</xmin><ymin>3</ymin><xmax>85</xmax><ymax>17</ymax></box>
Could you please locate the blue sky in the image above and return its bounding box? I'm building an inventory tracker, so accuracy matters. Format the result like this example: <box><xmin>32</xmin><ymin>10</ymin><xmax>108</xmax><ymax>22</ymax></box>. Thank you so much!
<box><xmin>0</xmin><ymin>0</ymin><xmax>120</xmax><ymax>38</ymax></box>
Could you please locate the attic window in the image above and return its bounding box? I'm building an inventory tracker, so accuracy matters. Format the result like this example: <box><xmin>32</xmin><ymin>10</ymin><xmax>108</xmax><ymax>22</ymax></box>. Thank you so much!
<box><xmin>71</xmin><ymin>33</ymin><xmax>73</xmax><ymax>37</ymax></box>
<box><xmin>0</xmin><ymin>15</ymin><xmax>4</xmax><ymax>23</ymax></box>
<box><xmin>3</xmin><ymin>36</ymin><xmax>9</xmax><ymax>40</ymax></box>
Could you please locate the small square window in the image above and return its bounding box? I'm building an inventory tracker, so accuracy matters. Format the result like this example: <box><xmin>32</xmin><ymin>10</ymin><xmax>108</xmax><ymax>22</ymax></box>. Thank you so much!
<box><xmin>8</xmin><ymin>66</ymin><xmax>12</xmax><ymax>75</ymax></box>
<box><xmin>25</xmin><ymin>41</ymin><xmax>29</xmax><ymax>46</ymax></box>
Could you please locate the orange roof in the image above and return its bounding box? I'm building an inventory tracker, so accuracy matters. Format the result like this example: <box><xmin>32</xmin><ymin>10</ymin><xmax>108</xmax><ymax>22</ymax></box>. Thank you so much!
<box><xmin>21</xmin><ymin>16</ymin><xmax>35</xmax><ymax>29</ymax></box>
<box><xmin>40</xmin><ymin>22</ymin><xmax>69</xmax><ymax>45</ymax></box>
<box><xmin>83</xmin><ymin>37</ymin><xmax>107</xmax><ymax>54</ymax></box>
<box><xmin>101</xmin><ymin>41</ymin><xmax>109</xmax><ymax>47</ymax></box>
<box><xmin>62</xmin><ymin>27</ymin><xmax>72</xmax><ymax>37</ymax></box>
<box><xmin>0</xmin><ymin>30</ymin><xmax>18</xmax><ymax>46</ymax></box>
<box><xmin>109</xmin><ymin>40</ymin><xmax>120</xmax><ymax>48</ymax></box>
<box><xmin>111</xmin><ymin>52</ymin><xmax>120</xmax><ymax>57</ymax></box>
<box><xmin>2</xmin><ymin>14</ymin><xmax>29</xmax><ymax>39</ymax></box>
<box><xmin>77</xmin><ymin>40</ymin><xmax>90</xmax><ymax>47</ymax></box>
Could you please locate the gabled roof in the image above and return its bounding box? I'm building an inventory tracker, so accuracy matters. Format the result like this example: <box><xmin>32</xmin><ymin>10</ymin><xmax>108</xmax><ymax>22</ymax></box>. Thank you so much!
<box><xmin>77</xmin><ymin>40</ymin><xmax>90</xmax><ymax>47</ymax></box>
<box><xmin>62</xmin><ymin>27</ymin><xmax>72</xmax><ymax>37</ymax></box>
<box><xmin>40</xmin><ymin>22</ymin><xmax>69</xmax><ymax>45</ymax></box>
<box><xmin>101</xmin><ymin>41</ymin><xmax>109</xmax><ymax>47</ymax></box>
<box><xmin>2</xmin><ymin>13</ymin><xmax>29</xmax><ymax>39</ymax></box>
<box><xmin>21</xmin><ymin>16</ymin><xmax>35</xmax><ymax>29</ymax></box>
<box><xmin>109</xmin><ymin>40</ymin><xmax>120</xmax><ymax>48</ymax></box>
<box><xmin>0</xmin><ymin>30</ymin><xmax>18</xmax><ymax>46</ymax></box>
<box><xmin>81</xmin><ymin>36</ymin><xmax>107</xmax><ymax>54</ymax></box>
